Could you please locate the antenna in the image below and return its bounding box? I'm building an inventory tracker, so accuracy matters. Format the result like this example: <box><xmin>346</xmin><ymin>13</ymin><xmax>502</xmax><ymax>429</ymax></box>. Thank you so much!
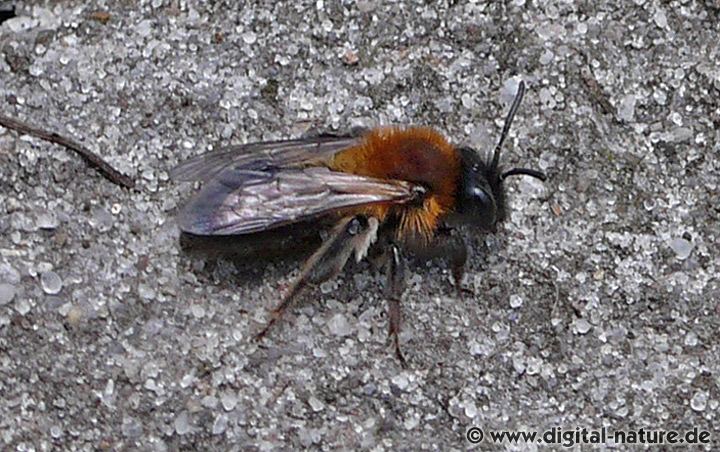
<box><xmin>501</xmin><ymin>167</ymin><xmax>546</xmax><ymax>181</ymax></box>
<box><xmin>491</xmin><ymin>80</ymin><xmax>525</xmax><ymax>170</ymax></box>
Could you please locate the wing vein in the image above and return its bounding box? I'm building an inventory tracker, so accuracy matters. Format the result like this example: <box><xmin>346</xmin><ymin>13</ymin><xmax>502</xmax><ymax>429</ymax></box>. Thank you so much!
<box><xmin>177</xmin><ymin>167</ymin><xmax>416</xmax><ymax>235</ymax></box>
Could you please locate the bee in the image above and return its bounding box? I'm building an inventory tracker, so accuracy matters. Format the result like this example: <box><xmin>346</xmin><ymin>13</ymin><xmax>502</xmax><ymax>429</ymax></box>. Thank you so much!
<box><xmin>172</xmin><ymin>81</ymin><xmax>546</xmax><ymax>363</ymax></box>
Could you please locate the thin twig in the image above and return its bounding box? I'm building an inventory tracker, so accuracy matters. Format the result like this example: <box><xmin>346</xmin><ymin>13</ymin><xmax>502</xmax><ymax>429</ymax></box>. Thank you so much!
<box><xmin>0</xmin><ymin>113</ymin><xmax>135</xmax><ymax>189</ymax></box>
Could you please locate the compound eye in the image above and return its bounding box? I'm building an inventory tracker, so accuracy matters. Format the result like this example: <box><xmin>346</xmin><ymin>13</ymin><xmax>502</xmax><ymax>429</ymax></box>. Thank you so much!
<box><xmin>468</xmin><ymin>186</ymin><xmax>497</xmax><ymax>228</ymax></box>
<box><xmin>471</xmin><ymin>187</ymin><xmax>493</xmax><ymax>210</ymax></box>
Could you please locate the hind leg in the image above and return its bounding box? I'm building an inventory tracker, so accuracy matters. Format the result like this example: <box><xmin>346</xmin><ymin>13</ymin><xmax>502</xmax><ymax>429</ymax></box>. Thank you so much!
<box><xmin>255</xmin><ymin>215</ymin><xmax>378</xmax><ymax>340</ymax></box>
<box><xmin>385</xmin><ymin>243</ymin><xmax>407</xmax><ymax>365</ymax></box>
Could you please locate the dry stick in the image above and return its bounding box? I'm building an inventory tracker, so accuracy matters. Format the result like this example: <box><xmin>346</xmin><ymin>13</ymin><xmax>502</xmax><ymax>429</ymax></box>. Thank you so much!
<box><xmin>0</xmin><ymin>113</ymin><xmax>135</xmax><ymax>189</ymax></box>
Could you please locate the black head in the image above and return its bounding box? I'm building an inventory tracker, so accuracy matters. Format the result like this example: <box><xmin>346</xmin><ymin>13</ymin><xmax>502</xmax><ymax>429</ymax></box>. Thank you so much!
<box><xmin>454</xmin><ymin>81</ymin><xmax>546</xmax><ymax>230</ymax></box>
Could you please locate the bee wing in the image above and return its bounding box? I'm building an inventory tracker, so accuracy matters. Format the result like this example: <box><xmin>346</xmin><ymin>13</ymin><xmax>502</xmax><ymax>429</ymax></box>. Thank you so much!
<box><xmin>177</xmin><ymin>166</ymin><xmax>417</xmax><ymax>235</ymax></box>
<box><xmin>170</xmin><ymin>136</ymin><xmax>360</xmax><ymax>182</ymax></box>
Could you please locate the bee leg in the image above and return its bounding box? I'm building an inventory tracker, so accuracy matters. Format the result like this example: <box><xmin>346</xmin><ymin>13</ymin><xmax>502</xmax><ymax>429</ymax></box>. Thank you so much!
<box><xmin>385</xmin><ymin>243</ymin><xmax>407</xmax><ymax>365</ymax></box>
<box><xmin>254</xmin><ymin>215</ymin><xmax>379</xmax><ymax>340</ymax></box>
<box><xmin>412</xmin><ymin>230</ymin><xmax>470</xmax><ymax>300</ymax></box>
<box><xmin>445</xmin><ymin>234</ymin><xmax>470</xmax><ymax>301</ymax></box>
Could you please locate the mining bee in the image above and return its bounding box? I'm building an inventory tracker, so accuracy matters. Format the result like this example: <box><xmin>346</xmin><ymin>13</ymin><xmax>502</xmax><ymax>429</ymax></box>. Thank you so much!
<box><xmin>173</xmin><ymin>81</ymin><xmax>545</xmax><ymax>363</ymax></box>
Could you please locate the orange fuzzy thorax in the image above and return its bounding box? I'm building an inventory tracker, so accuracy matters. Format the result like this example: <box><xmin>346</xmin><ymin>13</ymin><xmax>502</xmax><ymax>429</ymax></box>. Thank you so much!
<box><xmin>329</xmin><ymin>127</ymin><xmax>460</xmax><ymax>243</ymax></box>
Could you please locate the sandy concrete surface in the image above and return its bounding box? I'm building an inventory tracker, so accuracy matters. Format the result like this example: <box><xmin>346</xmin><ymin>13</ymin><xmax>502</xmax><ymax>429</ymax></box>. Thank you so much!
<box><xmin>1</xmin><ymin>1</ymin><xmax>718</xmax><ymax>450</ymax></box>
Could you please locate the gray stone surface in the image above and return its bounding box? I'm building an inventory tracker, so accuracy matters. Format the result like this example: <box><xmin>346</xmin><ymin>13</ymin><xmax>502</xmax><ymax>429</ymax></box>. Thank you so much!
<box><xmin>1</xmin><ymin>1</ymin><xmax>718</xmax><ymax>450</ymax></box>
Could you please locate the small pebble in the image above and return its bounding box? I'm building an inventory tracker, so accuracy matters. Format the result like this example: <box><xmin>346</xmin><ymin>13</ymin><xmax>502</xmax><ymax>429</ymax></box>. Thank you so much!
<box><xmin>669</xmin><ymin>238</ymin><xmax>693</xmax><ymax>260</ymax></box>
<box><xmin>308</xmin><ymin>396</ymin><xmax>324</xmax><ymax>412</ymax></box>
<box><xmin>574</xmin><ymin>318</ymin><xmax>592</xmax><ymax>335</ymax></box>
<box><xmin>690</xmin><ymin>391</ymin><xmax>708</xmax><ymax>412</ymax></box>
<box><xmin>0</xmin><ymin>283</ymin><xmax>16</xmax><ymax>306</ymax></box>
<box><xmin>212</xmin><ymin>415</ymin><xmax>228</xmax><ymax>435</ymax></box>
<box><xmin>174</xmin><ymin>411</ymin><xmax>191</xmax><ymax>435</ymax></box>
<box><xmin>41</xmin><ymin>271</ymin><xmax>63</xmax><ymax>295</ymax></box>
<box><xmin>391</xmin><ymin>373</ymin><xmax>409</xmax><ymax>391</ymax></box>
<box><xmin>327</xmin><ymin>313</ymin><xmax>352</xmax><ymax>336</ymax></box>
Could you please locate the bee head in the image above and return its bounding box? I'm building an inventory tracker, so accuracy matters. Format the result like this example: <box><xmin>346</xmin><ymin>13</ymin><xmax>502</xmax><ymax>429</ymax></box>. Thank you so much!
<box><xmin>454</xmin><ymin>81</ymin><xmax>546</xmax><ymax>231</ymax></box>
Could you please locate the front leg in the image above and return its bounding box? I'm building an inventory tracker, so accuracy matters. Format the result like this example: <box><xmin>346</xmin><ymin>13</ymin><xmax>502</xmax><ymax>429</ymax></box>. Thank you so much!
<box><xmin>385</xmin><ymin>243</ymin><xmax>407</xmax><ymax>365</ymax></box>
<box><xmin>411</xmin><ymin>229</ymin><xmax>469</xmax><ymax>299</ymax></box>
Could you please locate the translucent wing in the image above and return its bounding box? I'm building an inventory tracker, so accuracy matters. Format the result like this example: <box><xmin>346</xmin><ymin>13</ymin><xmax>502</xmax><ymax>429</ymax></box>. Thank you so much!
<box><xmin>177</xmin><ymin>166</ymin><xmax>417</xmax><ymax>235</ymax></box>
<box><xmin>170</xmin><ymin>136</ymin><xmax>360</xmax><ymax>182</ymax></box>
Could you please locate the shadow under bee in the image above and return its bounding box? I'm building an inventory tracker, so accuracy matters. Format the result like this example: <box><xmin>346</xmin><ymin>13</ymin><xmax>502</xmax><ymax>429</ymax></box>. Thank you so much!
<box><xmin>178</xmin><ymin>220</ymin><xmax>326</xmax><ymax>284</ymax></box>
